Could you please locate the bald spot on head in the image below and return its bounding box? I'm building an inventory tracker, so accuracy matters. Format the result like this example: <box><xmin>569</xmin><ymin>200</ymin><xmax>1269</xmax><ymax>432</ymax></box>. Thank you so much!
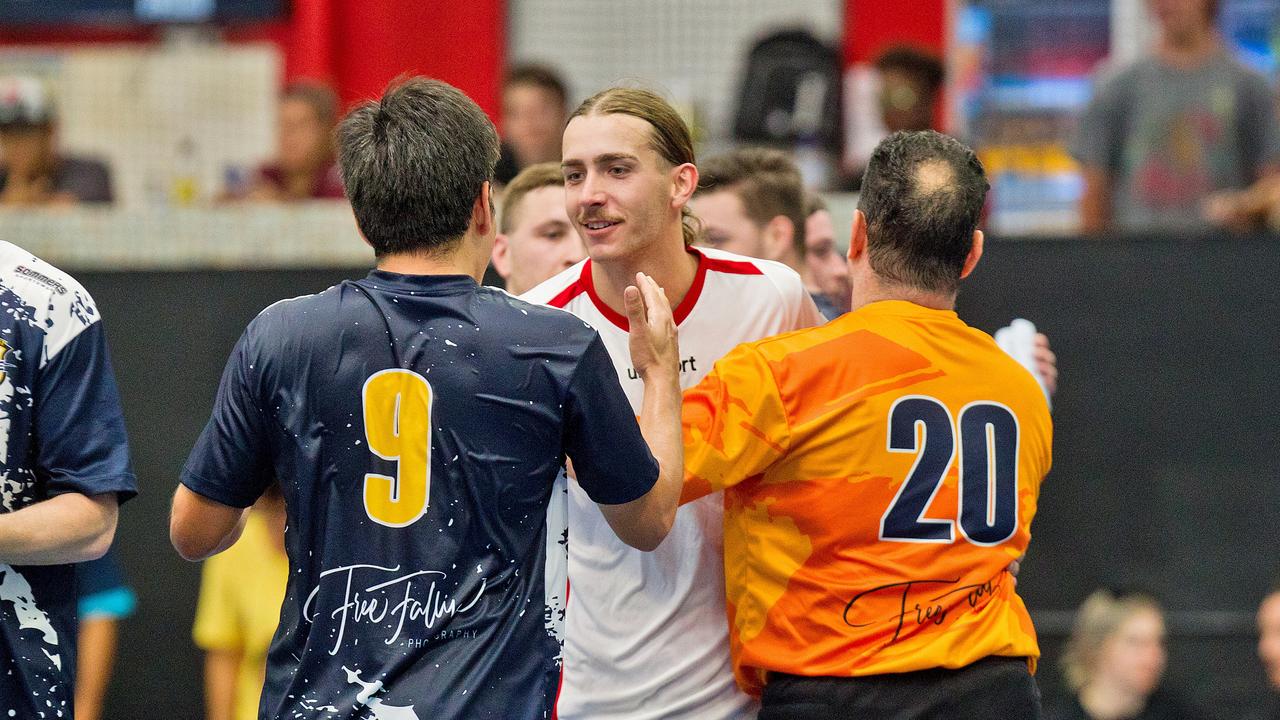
<box><xmin>914</xmin><ymin>159</ymin><xmax>954</xmax><ymax>197</ymax></box>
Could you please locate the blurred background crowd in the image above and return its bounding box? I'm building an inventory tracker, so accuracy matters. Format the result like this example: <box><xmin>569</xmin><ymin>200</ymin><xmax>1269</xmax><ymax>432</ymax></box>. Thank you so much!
<box><xmin>1</xmin><ymin>0</ymin><xmax>1278</xmax><ymax>718</ymax></box>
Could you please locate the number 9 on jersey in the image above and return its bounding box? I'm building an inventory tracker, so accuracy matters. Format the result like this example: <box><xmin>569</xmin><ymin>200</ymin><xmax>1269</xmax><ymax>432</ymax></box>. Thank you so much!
<box><xmin>362</xmin><ymin>369</ymin><xmax>433</xmax><ymax>527</ymax></box>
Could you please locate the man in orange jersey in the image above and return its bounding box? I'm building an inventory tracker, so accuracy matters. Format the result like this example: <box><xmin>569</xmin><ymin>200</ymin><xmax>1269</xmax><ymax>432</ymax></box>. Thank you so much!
<box><xmin>660</xmin><ymin>130</ymin><xmax>1052</xmax><ymax>719</ymax></box>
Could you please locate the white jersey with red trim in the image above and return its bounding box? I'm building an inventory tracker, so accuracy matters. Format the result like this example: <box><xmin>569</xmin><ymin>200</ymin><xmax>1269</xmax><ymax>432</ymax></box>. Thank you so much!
<box><xmin>521</xmin><ymin>247</ymin><xmax>825</xmax><ymax>720</ymax></box>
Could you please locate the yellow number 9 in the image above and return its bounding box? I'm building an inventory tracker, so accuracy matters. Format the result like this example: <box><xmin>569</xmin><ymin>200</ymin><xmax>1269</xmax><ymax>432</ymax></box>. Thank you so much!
<box><xmin>362</xmin><ymin>369</ymin><xmax>433</xmax><ymax>527</ymax></box>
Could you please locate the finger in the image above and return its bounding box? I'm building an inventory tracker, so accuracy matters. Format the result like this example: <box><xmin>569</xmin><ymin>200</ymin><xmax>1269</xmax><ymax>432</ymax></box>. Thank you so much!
<box><xmin>638</xmin><ymin>274</ymin><xmax>670</xmax><ymax>325</ymax></box>
<box><xmin>623</xmin><ymin>284</ymin><xmax>647</xmax><ymax>328</ymax></box>
<box><xmin>1034</xmin><ymin>332</ymin><xmax>1050</xmax><ymax>351</ymax></box>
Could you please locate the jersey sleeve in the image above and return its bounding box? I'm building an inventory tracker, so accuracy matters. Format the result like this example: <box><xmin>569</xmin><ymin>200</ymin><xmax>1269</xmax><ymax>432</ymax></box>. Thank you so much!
<box><xmin>681</xmin><ymin>343</ymin><xmax>791</xmax><ymax>503</ymax></box>
<box><xmin>562</xmin><ymin>334</ymin><xmax>659</xmax><ymax>505</ymax></box>
<box><xmin>35</xmin><ymin>320</ymin><xmax>137</xmax><ymax>502</ymax></box>
<box><xmin>181</xmin><ymin>326</ymin><xmax>275</xmax><ymax>509</ymax></box>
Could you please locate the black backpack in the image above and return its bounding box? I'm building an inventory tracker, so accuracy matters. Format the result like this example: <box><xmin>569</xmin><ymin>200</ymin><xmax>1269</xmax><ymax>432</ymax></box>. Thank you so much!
<box><xmin>732</xmin><ymin>29</ymin><xmax>844</xmax><ymax>151</ymax></box>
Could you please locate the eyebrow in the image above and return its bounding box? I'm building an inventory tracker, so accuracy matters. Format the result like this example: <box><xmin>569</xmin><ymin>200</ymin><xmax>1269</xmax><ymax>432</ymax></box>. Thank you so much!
<box><xmin>561</xmin><ymin>152</ymin><xmax>640</xmax><ymax>169</ymax></box>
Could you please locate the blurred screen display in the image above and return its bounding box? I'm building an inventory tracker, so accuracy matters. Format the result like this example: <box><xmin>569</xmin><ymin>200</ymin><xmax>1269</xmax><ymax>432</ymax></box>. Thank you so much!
<box><xmin>0</xmin><ymin>0</ymin><xmax>285</xmax><ymax>24</ymax></box>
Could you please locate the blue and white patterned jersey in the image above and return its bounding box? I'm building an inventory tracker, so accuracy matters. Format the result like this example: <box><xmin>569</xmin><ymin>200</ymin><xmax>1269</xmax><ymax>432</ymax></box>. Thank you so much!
<box><xmin>182</xmin><ymin>271</ymin><xmax>658</xmax><ymax>720</ymax></box>
<box><xmin>0</xmin><ymin>241</ymin><xmax>137</xmax><ymax>718</ymax></box>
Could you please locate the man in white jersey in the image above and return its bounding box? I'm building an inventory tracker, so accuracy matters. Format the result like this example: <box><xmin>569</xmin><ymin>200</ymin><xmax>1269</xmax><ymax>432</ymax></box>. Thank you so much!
<box><xmin>523</xmin><ymin>87</ymin><xmax>1062</xmax><ymax>719</ymax></box>
<box><xmin>522</xmin><ymin>87</ymin><xmax>821</xmax><ymax>719</ymax></box>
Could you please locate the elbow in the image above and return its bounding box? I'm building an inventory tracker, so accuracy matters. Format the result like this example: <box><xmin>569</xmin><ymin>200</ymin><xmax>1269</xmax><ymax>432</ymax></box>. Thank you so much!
<box><xmin>76</xmin><ymin>495</ymin><xmax>118</xmax><ymax>562</ymax></box>
<box><xmin>627</xmin><ymin>504</ymin><xmax>677</xmax><ymax>553</ymax></box>
<box><xmin>170</xmin><ymin>522</ymin><xmax>215</xmax><ymax>562</ymax></box>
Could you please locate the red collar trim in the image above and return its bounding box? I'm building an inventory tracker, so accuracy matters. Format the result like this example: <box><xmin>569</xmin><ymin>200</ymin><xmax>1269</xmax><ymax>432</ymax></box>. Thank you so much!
<box><xmin>580</xmin><ymin>248</ymin><xmax>709</xmax><ymax>331</ymax></box>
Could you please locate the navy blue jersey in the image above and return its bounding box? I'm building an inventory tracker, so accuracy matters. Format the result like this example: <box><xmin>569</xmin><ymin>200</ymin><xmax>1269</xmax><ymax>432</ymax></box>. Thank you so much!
<box><xmin>0</xmin><ymin>242</ymin><xmax>136</xmax><ymax>718</ymax></box>
<box><xmin>182</xmin><ymin>271</ymin><xmax>658</xmax><ymax>720</ymax></box>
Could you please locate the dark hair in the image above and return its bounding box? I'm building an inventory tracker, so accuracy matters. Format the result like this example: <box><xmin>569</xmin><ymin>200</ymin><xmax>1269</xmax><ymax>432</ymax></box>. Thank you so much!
<box><xmin>571</xmin><ymin>87</ymin><xmax>700</xmax><ymax>245</ymax></box>
<box><xmin>856</xmin><ymin>130</ymin><xmax>988</xmax><ymax>293</ymax></box>
<box><xmin>338</xmin><ymin>77</ymin><xmax>500</xmax><ymax>257</ymax></box>
<box><xmin>282</xmin><ymin>81</ymin><xmax>340</xmax><ymax>127</ymax></box>
<box><xmin>697</xmin><ymin>147</ymin><xmax>806</xmax><ymax>255</ymax></box>
<box><xmin>503</xmin><ymin>63</ymin><xmax>569</xmax><ymax>108</ymax></box>
<box><xmin>874</xmin><ymin>46</ymin><xmax>945</xmax><ymax>96</ymax></box>
<box><xmin>499</xmin><ymin>161</ymin><xmax>564</xmax><ymax>234</ymax></box>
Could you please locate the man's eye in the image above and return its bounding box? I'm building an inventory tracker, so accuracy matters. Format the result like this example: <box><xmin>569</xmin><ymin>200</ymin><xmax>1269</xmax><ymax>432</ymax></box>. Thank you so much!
<box><xmin>564</xmin><ymin>171</ymin><xmax>583</xmax><ymax>183</ymax></box>
<box><xmin>608</xmin><ymin>166</ymin><xmax>629</xmax><ymax>176</ymax></box>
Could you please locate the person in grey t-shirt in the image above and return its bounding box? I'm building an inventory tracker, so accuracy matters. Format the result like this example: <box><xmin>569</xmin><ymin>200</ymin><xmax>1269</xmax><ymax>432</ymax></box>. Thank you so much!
<box><xmin>1071</xmin><ymin>0</ymin><xmax>1280</xmax><ymax>234</ymax></box>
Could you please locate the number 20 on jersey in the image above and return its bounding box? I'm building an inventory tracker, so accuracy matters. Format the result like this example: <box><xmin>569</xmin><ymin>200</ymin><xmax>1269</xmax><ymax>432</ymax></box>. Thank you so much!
<box><xmin>880</xmin><ymin>395</ymin><xmax>1020</xmax><ymax>546</ymax></box>
<box><xmin>362</xmin><ymin>369</ymin><xmax>433</xmax><ymax>527</ymax></box>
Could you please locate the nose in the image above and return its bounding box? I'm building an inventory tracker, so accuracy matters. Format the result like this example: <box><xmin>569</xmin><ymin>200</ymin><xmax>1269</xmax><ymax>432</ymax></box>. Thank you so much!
<box><xmin>578</xmin><ymin>172</ymin><xmax>607</xmax><ymax>210</ymax></box>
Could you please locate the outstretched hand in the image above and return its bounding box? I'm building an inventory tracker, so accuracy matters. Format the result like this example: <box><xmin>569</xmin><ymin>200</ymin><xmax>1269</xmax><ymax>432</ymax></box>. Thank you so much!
<box><xmin>623</xmin><ymin>273</ymin><xmax>679</xmax><ymax>383</ymax></box>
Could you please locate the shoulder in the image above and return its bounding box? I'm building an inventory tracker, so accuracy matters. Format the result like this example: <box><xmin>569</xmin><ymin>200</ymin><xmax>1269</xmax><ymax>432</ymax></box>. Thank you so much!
<box><xmin>0</xmin><ymin>241</ymin><xmax>102</xmax><ymax>363</ymax></box>
<box><xmin>477</xmin><ymin>283</ymin><xmax>599</xmax><ymax>341</ymax></box>
<box><xmin>698</xmin><ymin>247</ymin><xmax>809</xmax><ymax>304</ymax></box>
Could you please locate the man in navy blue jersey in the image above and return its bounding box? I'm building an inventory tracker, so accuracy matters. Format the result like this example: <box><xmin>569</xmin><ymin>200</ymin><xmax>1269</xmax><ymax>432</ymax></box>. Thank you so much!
<box><xmin>0</xmin><ymin>242</ymin><xmax>136</xmax><ymax>719</ymax></box>
<box><xmin>169</xmin><ymin>77</ymin><xmax>684</xmax><ymax>720</ymax></box>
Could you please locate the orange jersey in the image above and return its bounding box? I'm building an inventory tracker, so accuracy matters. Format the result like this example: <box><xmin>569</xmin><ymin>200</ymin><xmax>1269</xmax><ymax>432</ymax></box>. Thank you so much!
<box><xmin>681</xmin><ymin>300</ymin><xmax>1052</xmax><ymax>696</ymax></box>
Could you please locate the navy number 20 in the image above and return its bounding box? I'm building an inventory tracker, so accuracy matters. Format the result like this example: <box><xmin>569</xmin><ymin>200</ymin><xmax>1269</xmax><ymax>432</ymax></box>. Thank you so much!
<box><xmin>880</xmin><ymin>396</ymin><xmax>1019</xmax><ymax>546</ymax></box>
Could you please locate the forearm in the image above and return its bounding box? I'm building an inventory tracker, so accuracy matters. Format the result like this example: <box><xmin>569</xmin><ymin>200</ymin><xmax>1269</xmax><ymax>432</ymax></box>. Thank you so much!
<box><xmin>636</xmin><ymin>369</ymin><xmax>684</xmax><ymax>530</ymax></box>
<box><xmin>0</xmin><ymin>492</ymin><xmax>117</xmax><ymax>565</ymax></box>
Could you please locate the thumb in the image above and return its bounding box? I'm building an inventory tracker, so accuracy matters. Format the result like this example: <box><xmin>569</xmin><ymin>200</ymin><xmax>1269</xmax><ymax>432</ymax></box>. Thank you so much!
<box><xmin>623</xmin><ymin>284</ymin><xmax>646</xmax><ymax>327</ymax></box>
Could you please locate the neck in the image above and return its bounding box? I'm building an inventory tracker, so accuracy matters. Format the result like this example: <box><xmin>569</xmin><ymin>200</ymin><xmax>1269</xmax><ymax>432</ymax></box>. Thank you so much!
<box><xmin>1157</xmin><ymin>25</ymin><xmax>1219</xmax><ymax>66</ymax></box>
<box><xmin>1079</xmin><ymin>681</ymin><xmax>1147</xmax><ymax>720</ymax></box>
<box><xmin>849</xmin><ymin>272</ymin><xmax>956</xmax><ymax>313</ymax></box>
<box><xmin>589</xmin><ymin>227</ymin><xmax>699</xmax><ymax>320</ymax></box>
<box><xmin>376</xmin><ymin>240</ymin><xmax>484</xmax><ymax>282</ymax></box>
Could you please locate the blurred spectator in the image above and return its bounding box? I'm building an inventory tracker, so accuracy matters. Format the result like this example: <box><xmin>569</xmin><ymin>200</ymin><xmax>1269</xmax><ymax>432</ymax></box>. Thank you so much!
<box><xmin>841</xmin><ymin>47</ymin><xmax>944</xmax><ymax>189</ymax></box>
<box><xmin>496</xmin><ymin>64</ymin><xmax>569</xmax><ymax>185</ymax></box>
<box><xmin>75</xmin><ymin>548</ymin><xmax>137</xmax><ymax>720</ymax></box>
<box><xmin>691</xmin><ymin>147</ymin><xmax>842</xmax><ymax>319</ymax></box>
<box><xmin>1257</xmin><ymin>588</ymin><xmax>1280</xmax><ymax>719</ymax></box>
<box><xmin>875</xmin><ymin>46</ymin><xmax>945</xmax><ymax>135</ymax></box>
<box><xmin>192</xmin><ymin>483</ymin><xmax>287</xmax><ymax>720</ymax></box>
<box><xmin>230</xmin><ymin>82</ymin><xmax>343</xmax><ymax>202</ymax></box>
<box><xmin>1050</xmin><ymin>589</ymin><xmax>1209</xmax><ymax>720</ymax></box>
<box><xmin>0</xmin><ymin>75</ymin><xmax>112</xmax><ymax>206</ymax></box>
<box><xmin>1072</xmin><ymin>0</ymin><xmax>1280</xmax><ymax>234</ymax></box>
<box><xmin>803</xmin><ymin>193</ymin><xmax>852</xmax><ymax>316</ymax></box>
<box><xmin>492</xmin><ymin>162</ymin><xmax>584</xmax><ymax>295</ymax></box>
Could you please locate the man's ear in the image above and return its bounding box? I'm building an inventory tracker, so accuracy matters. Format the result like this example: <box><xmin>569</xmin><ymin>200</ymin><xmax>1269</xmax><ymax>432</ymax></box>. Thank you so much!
<box><xmin>671</xmin><ymin>163</ymin><xmax>699</xmax><ymax>209</ymax></box>
<box><xmin>959</xmin><ymin>229</ymin><xmax>984</xmax><ymax>280</ymax></box>
<box><xmin>847</xmin><ymin>209</ymin><xmax>868</xmax><ymax>263</ymax></box>
<box><xmin>762</xmin><ymin>216</ymin><xmax>795</xmax><ymax>263</ymax></box>
<box><xmin>491</xmin><ymin>234</ymin><xmax>512</xmax><ymax>280</ymax></box>
<box><xmin>473</xmin><ymin>181</ymin><xmax>495</xmax><ymax>237</ymax></box>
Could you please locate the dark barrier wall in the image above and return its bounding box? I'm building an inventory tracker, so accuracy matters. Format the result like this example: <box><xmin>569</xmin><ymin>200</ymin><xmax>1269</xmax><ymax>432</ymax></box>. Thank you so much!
<box><xmin>78</xmin><ymin>238</ymin><xmax>1279</xmax><ymax>717</ymax></box>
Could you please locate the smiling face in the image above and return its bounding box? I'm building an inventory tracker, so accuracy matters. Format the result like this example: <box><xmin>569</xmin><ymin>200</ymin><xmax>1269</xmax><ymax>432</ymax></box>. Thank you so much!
<box><xmin>560</xmin><ymin>113</ymin><xmax>685</xmax><ymax>263</ymax></box>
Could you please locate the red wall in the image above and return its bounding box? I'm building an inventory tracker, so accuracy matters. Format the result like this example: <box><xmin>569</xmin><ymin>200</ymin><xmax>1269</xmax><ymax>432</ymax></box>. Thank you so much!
<box><xmin>0</xmin><ymin>0</ymin><xmax>505</xmax><ymax>117</ymax></box>
<box><xmin>843</xmin><ymin>0</ymin><xmax>946</xmax><ymax>63</ymax></box>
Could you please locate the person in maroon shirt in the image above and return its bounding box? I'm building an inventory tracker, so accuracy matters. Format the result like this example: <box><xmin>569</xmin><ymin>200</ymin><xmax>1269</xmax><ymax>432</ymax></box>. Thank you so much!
<box><xmin>232</xmin><ymin>82</ymin><xmax>344</xmax><ymax>202</ymax></box>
